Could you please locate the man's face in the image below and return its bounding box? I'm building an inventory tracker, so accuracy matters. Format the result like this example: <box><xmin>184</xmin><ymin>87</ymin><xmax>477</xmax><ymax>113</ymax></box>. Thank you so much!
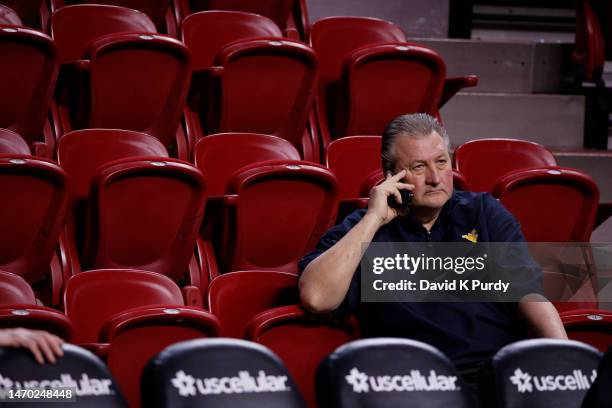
<box><xmin>392</xmin><ymin>131</ymin><xmax>453</xmax><ymax>210</ymax></box>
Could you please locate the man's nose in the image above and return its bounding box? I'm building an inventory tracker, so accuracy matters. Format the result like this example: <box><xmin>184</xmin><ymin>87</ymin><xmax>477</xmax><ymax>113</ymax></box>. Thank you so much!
<box><xmin>426</xmin><ymin>165</ymin><xmax>440</xmax><ymax>185</ymax></box>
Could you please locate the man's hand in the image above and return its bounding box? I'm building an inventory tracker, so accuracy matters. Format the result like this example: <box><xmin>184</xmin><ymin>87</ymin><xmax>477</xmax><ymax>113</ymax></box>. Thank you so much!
<box><xmin>0</xmin><ymin>328</ymin><xmax>65</xmax><ymax>364</ymax></box>
<box><xmin>367</xmin><ymin>169</ymin><xmax>414</xmax><ymax>225</ymax></box>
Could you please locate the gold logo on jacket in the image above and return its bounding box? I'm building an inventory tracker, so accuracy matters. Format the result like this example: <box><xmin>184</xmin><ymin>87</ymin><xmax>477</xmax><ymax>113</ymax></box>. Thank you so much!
<box><xmin>462</xmin><ymin>229</ymin><xmax>478</xmax><ymax>243</ymax></box>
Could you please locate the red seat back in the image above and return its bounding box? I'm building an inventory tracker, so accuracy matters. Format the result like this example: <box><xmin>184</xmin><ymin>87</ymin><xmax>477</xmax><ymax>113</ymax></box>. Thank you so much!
<box><xmin>246</xmin><ymin>305</ymin><xmax>360</xmax><ymax>408</ymax></box>
<box><xmin>63</xmin><ymin>269</ymin><xmax>185</xmax><ymax>343</ymax></box>
<box><xmin>0</xmin><ymin>0</ymin><xmax>42</xmax><ymax>27</ymax></box>
<box><xmin>193</xmin><ymin>132</ymin><xmax>300</xmax><ymax>196</ymax></box>
<box><xmin>309</xmin><ymin>17</ymin><xmax>405</xmax><ymax>145</ymax></box>
<box><xmin>326</xmin><ymin>135</ymin><xmax>382</xmax><ymax>199</ymax></box>
<box><xmin>211</xmin><ymin>38</ymin><xmax>318</xmax><ymax>160</ymax></box>
<box><xmin>50</xmin><ymin>4</ymin><xmax>156</xmax><ymax>64</ymax></box>
<box><xmin>181</xmin><ymin>10</ymin><xmax>282</xmax><ymax>71</ymax></box>
<box><xmin>82</xmin><ymin>158</ymin><xmax>205</xmax><ymax>281</ymax></box>
<box><xmin>207</xmin><ymin>270</ymin><xmax>298</xmax><ymax>337</ymax></box>
<box><xmin>0</xmin><ymin>270</ymin><xmax>36</xmax><ymax>304</ymax></box>
<box><xmin>52</xmin><ymin>0</ymin><xmax>170</xmax><ymax>34</ymax></box>
<box><xmin>492</xmin><ymin>167</ymin><xmax>599</xmax><ymax>242</ymax></box>
<box><xmin>0</xmin><ymin>129</ymin><xmax>30</xmax><ymax>154</ymax></box>
<box><xmin>223</xmin><ymin>160</ymin><xmax>338</xmax><ymax>273</ymax></box>
<box><xmin>0</xmin><ymin>157</ymin><xmax>67</xmax><ymax>284</ymax></box>
<box><xmin>338</xmin><ymin>43</ymin><xmax>445</xmax><ymax>138</ymax></box>
<box><xmin>80</xmin><ymin>34</ymin><xmax>190</xmax><ymax>152</ymax></box>
<box><xmin>0</xmin><ymin>26</ymin><xmax>57</xmax><ymax>145</ymax></box>
<box><xmin>453</xmin><ymin>138</ymin><xmax>557</xmax><ymax>192</ymax></box>
<box><xmin>178</xmin><ymin>0</ymin><xmax>307</xmax><ymax>38</ymax></box>
<box><xmin>0</xmin><ymin>4</ymin><xmax>22</xmax><ymax>25</ymax></box>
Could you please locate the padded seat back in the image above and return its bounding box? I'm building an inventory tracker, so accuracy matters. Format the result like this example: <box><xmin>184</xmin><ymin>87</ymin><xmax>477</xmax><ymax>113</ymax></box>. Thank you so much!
<box><xmin>481</xmin><ymin>339</ymin><xmax>602</xmax><ymax>408</ymax></box>
<box><xmin>142</xmin><ymin>338</ymin><xmax>306</xmax><ymax>407</ymax></box>
<box><xmin>0</xmin><ymin>271</ymin><xmax>36</xmax><ymax>304</ymax></box>
<box><xmin>0</xmin><ymin>344</ymin><xmax>127</xmax><ymax>407</ymax></box>
<box><xmin>317</xmin><ymin>338</ymin><xmax>473</xmax><ymax>408</ymax></box>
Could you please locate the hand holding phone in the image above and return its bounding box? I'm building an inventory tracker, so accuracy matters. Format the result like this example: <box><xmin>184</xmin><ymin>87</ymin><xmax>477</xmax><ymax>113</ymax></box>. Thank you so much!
<box><xmin>387</xmin><ymin>189</ymin><xmax>413</xmax><ymax>212</ymax></box>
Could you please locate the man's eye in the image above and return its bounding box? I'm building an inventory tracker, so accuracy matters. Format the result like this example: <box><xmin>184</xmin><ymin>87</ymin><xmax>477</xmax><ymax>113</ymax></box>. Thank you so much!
<box><xmin>412</xmin><ymin>165</ymin><xmax>424</xmax><ymax>171</ymax></box>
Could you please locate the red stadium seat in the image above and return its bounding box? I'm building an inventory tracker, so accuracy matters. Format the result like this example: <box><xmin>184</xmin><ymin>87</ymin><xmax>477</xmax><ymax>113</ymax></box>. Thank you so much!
<box><xmin>50</xmin><ymin>4</ymin><xmax>157</xmax><ymax>65</ymax></box>
<box><xmin>337</xmin><ymin>43</ymin><xmax>446</xmax><ymax>138</ymax></box>
<box><xmin>0</xmin><ymin>26</ymin><xmax>57</xmax><ymax>153</ymax></box>
<box><xmin>55</xmin><ymin>33</ymin><xmax>191</xmax><ymax>158</ymax></box>
<box><xmin>245</xmin><ymin>305</ymin><xmax>360</xmax><ymax>408</ymax></box>
<box><xmin>0</xmin><ymin>0</ymin><xmax>44</xmax><ymax>28</ymax></box>
<box><xmin>0</xmin><ymin>271</ymin><xmax>36</xmax><ymax>304</ymax></box>
<box><xmin>326</xmin><ymin>136</ymin><xmax>382</xmax><ymax>200</ymax></box>
<box><xmin>63</xmin><ymin>269</ymin><xmax>220</xmax><ymax>408</ymax></box>
<box><xmin>51</xmin><ymin>0</ymin><xmax>176</xmax><ymax>36</ymax></box>
<box><xmin>176</xmin><ymin>0</ymin><xmax>308</xmax><ymax>39</ymax></box>
<box><xmin>0</xmin><ymin>129</ymin><xmax>30</xmax><ymax>154</ymax></box>
<box><xmin>453</xmin><ymin>138</ymin><xmax>557</xmax><ymax>192</ymax></box>
<box><xmin>562</xmin><ymin>309</ymin><xmax>612</xmax><ymax>352</ymax></box>
<box><xmin>309</xmin><ymin>17</ymin><xmax>405</xmax><ymax>147</ymax></box>
<box><xmin>56</xmin><ymin>129</ymin><xmax>169</xmax><ymax>275</ymax></box>
<box><xmin>0</xmin><ymin>4</ymin><xmax>21</xmax><ymax>25</ymax></box>
<box><xmin>309</xmin><ymin>16</ymin><xmax>477</xmax><ymax>147</ymax></box>
<box><xmin>181</xmin><ymin>10</ymin><xmax>281</xmax><ymax>72</ymax></box>
<box><xmin>193</xmin><ymin>133</ymin><xmax>300</xmax><ymax>196</ymax></box>
<box><xmin>0</xmin><ymin>157</ymin><xmax>67</xmax><ymax>302</ymax></box>
<box><xmin>78</xmin><ymin>159</ymin><xmax>204</xmax><ymax>283</ymax></box>
<box><xmin>0</xmin><ymin>306</ymin><xmax>73</xmax><ymax>340</ymax></box>
<box><xmin>219</xmin><ymin>160</ymin><xmax>338</xmax><ymax>274</ymax></box>
<box><xmin>203</xmin><ymin>38</ymin><xmax>319</xmax><ymax>161</ymax></box>
<box><xmin>207</xmin><ymin>270</ymin><xmax>298</xmax><ymax>337</ymax></box>
<box><xmin>181</xmin><ymin>11</ymin><xmax>283</xmax><ymax>150</ymax></box>
<box><xmin>64</xmin><ymin>269</ymin><xmax>195</xmax><ymax>343</ymax></box>
<box><xmin>492</xmin><ymin>167</ymin><xmax>598</xmax><ymax>242</ymax></box>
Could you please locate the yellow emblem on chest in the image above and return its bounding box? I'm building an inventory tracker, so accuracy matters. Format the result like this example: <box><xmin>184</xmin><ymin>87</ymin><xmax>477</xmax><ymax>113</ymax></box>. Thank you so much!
<box><xmin>462</xmin><ymin>229</ymin><xmax>478</xmax><ymax>243</ymax></box>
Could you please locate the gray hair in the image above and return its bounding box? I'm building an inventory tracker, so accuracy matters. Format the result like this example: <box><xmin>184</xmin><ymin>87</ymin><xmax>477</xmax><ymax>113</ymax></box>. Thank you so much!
<box><xmin>381</xmin><ymin>113</ymin><xmax>449</xmax><ymax>174</ymax></box>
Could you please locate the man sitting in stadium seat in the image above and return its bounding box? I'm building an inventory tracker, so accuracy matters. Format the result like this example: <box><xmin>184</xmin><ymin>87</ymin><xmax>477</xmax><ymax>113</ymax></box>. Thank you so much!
<box><xmin>299</xmin><ymin>113</ymin><xmax>567</xmax><ymax>394</ymax></box>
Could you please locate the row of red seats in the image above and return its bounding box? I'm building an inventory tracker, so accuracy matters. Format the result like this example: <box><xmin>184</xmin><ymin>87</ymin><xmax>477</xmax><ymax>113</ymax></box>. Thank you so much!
<box><xmin>0</xmin><ymin>0</ymin><xmax>309</xmax><ymax>39</ymax></box>
<box><xmin>0</xmin><ymin>131</ymin><xmax>602</xmax><ymax>304</ymax></box>
<box><xmin>0</xmin><ymin>5</ymin><xmax>478</xmax><ymax>162</ymax></box>
<box><xmin>2</xmin><ymin>266</ymin><xmax>609</xmax><ymax>408</ymax></box>
<box><xmin>0</xmin><ymin>267</ymin><xmax>357</xmax><ymax>408</ymax></box>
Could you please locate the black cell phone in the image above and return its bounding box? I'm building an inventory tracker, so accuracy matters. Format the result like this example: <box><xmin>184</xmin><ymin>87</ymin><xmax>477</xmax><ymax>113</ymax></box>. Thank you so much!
<box><xmin>387</xmin><ymin>189</ymin><xmax>413</xmax><ymax>212</ymax></box>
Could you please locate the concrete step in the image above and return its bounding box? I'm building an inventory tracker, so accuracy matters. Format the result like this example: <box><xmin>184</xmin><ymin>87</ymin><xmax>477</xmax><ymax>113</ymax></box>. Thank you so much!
<box><xmin>441</xmin><ymin>92</ymin><xmax>585</xmax><ymax>149</ymax></box>
<box><xmin>415</xmin><ymin>38</ymin><xmax>571</xmax><ymax>93</ymax></box>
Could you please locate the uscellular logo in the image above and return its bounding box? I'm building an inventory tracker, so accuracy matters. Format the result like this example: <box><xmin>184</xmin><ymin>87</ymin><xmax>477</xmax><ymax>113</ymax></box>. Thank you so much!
<box><xmin>509</xmin><ymin>368</ymin><xmax>597</xmax><ymax>393</ymax></box>
<box><xmin>344</xmin><ymin>368</ymin><xmax>460</xmax><ymax>393</ymax></box>
<box><xmin>0</xmin><ymin>373</ymin><xmax>114</xmax><ymax>398</ymax></box>
<box><xmin>171</xmin><ymin>370</ymin><xmax>290</xmax><ymax>397</ymax></box>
